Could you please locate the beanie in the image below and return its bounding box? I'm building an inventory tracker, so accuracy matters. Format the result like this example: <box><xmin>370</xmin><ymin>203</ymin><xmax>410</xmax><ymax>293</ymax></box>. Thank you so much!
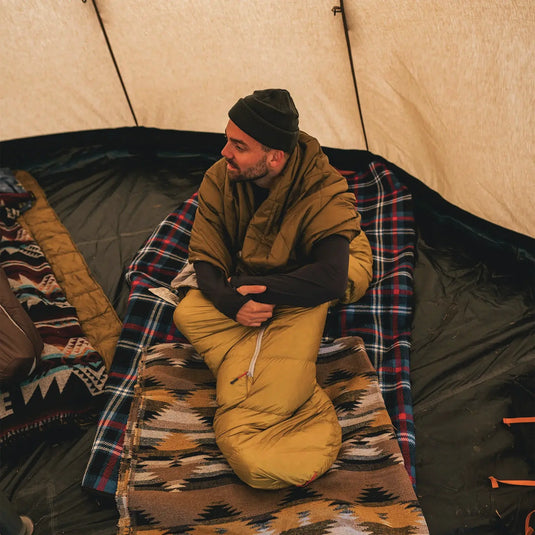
<box><xmin>228</xmin><ymin>89</ymin><xmax>299</xmax><ymax>153</ymax></box>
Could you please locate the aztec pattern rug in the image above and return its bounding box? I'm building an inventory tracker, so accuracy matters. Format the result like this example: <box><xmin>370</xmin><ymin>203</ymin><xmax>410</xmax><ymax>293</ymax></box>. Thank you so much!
<box><xmin>117</xmin><ymin>338</ymin><xmax>428</xmax><ymax>534</ymax></box>
<box><xmin>0</xmin><ymin>170</ymin><xmax>108</xmax><ymax>451</ymax></box>
<box><xmin>84</xmin><ymin>160</ymin><xmax>417</xmax><ymax>495</ymax></box>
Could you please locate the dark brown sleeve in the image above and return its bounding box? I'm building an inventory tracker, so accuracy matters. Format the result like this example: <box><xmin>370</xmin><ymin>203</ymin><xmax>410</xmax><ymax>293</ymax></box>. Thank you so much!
<box><xmin>229</xmin><ymin>235</ymin><xmax>349</xmax><ymax>307</ymax></box>
<box><xmin>193</xmin><ymin>261</ymin><xmax>250</xmax><ymax>319</ymax></box>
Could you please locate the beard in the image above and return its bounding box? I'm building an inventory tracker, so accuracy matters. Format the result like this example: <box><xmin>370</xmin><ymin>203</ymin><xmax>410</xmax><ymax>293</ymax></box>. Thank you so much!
<box><xmin>226</xmin><ymin>154</ymin><xmax>269</xmax><ymax>183</ymax></box>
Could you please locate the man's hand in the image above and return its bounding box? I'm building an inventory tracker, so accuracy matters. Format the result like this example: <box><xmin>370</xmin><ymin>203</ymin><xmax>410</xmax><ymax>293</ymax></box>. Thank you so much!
<box><xmin>235</xmin><ymin>285</ymin><xmax>275</xmax><ymax>327</ymax></box>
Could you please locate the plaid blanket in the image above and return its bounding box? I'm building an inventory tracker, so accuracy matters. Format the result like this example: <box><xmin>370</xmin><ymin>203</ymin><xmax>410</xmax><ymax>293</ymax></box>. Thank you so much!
<box><xmin>117</xmin><ymin>338</ymin><xmax>428</xmax><ymax>534</ymax></box>
<box><xmin>83</xmin><ymin>160</ymin><xmax>416</xmax><ymax>494</ymax></box>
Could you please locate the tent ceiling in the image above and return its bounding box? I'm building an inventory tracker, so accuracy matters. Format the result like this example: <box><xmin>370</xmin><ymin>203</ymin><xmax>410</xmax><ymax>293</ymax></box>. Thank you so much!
<box><xmin>346</xmin><ymin>0</ymin><xmax>534</xmax><ymax>241</ymax></box>
<box><xmin>0</xmin><ymin>1</ymin><xmax>533</xmax><ymax>238</ymax></box>
<box><xmin>97</xmin><ymin>0</ymin><xmax>366</xmax><ymax>150</ymax></box>
<box><xmin>1</xmin><ymin>1</ymin><xmax>135</xmax><ymax>139</ymax></box>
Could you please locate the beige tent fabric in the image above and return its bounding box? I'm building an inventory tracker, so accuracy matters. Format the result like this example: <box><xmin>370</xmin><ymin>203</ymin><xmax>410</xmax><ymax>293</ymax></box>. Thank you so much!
<box><xmin>97</xmin><ymin>0</ymin><xmax>366</xmax><ymax>149</ymax></box>
<box><xmin>346</xmin><ymin>1</ymin><xmax>535</xmax><ymax>238</ymax></box>
<box><xmin>0</xmin><ymin>0</ymin><xmax>135</xmax><ymax>141</ymax></box>
<box><xmin>0</xmin><ymin>2</ymin><xmax>533</xmax><ymax>237</ymax></box>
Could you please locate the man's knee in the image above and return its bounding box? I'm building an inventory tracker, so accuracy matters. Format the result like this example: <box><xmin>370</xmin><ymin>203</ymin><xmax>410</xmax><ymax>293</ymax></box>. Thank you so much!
<box><xmin>173</xmin><ymin>288</ymin><xmax>234</xmax><ymax>342</ymax></box>
<box><xmin>173</xmin><ymin>289</ymin><xmax>195</xmax><ymax>333</ymax></box>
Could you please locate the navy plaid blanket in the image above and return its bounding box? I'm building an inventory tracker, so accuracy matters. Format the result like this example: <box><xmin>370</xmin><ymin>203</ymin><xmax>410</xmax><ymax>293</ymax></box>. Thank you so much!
<box><xmin>83</xmin><ymin>160</ymin><xmax>416</xmax><ymax>495</ymax></box>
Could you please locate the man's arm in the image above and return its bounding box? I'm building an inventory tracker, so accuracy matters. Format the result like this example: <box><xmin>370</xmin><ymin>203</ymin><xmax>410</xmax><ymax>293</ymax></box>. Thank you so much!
<box><xmin>195</xmin><ymin>234</ymin><xmax>349</xmax><ymax>326</ymax></box>
<box><xmin>194</xmin><ymin>262</ymin><xmax>275</xmax><ymax>327</ymax></box>
<box><xmin>229</xmin><ymin>234</ymin><xmax>350</xmax><ymax>306</ymax></box>
<box><xmin>194</xmin><ymin>261</ymin><xmax>249</xmax><ymax>319</ymax></box>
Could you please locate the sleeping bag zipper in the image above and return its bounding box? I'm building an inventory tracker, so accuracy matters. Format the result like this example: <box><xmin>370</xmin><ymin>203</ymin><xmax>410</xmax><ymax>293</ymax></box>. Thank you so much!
<box><xmin>0</xmin><ymin>303</ymin><xmax>27</xmax><ymax>336</ymax></box>
<box><xmin>0</xmin><ymin>303</ymin><xmax>38</xmax><ymax>376</ymax></box>
<box><xmin>246</xmin><ymin>325</ymin><xmax>266</xmax><ymax>380</ymax></box>
<box><xmin>230</xmin><ymin>325</ymin><xmax>266</xmax><ymax>384</ymax></box>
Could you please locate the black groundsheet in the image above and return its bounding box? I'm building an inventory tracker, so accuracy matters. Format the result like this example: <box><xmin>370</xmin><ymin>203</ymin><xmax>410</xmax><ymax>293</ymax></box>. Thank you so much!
<box><xmin>0</xmin><ymin>131</ymin><xmax>533</xmax><ymax>534</ymax></box>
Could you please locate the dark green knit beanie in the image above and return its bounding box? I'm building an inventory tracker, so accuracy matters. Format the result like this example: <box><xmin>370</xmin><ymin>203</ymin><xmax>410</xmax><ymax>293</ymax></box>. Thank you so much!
<box><xmin>228</xmin><ymin>89</ymin><xmax>299</xmax><ymax>153</ymax></box>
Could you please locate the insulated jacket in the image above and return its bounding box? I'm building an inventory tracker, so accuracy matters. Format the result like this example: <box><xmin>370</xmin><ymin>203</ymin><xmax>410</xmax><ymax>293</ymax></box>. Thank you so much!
<box><xmin>188</xmin><ymin>131</ymin><xmax>364</xmax><ymax>283</ymax></box>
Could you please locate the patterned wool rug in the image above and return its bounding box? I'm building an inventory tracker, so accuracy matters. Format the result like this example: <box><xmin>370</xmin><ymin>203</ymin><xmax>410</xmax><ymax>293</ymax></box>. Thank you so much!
<box><xmin>117</xmin><ymin>337</ymin><xmax>428</xmax><ymax>534</ymax></box>
<box><xmin>0</xmin><ymin>170</ymin><xmax>115</xmax><ymax>451</ymax></box>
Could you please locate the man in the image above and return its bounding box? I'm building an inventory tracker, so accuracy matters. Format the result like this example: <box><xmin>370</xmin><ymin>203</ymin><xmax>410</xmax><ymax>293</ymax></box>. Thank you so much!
<box><xmin>173</xmin><ymin>89</ymin><xmax>373</xmax><ymax>489</ymax></box>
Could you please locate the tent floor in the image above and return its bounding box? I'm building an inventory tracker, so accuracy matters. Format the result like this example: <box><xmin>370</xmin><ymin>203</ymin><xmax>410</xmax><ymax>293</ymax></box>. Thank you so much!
<box><xmin>1</xmin><ymin>129</ymin><xmax>533</xmax><ymax>534</ymax></box>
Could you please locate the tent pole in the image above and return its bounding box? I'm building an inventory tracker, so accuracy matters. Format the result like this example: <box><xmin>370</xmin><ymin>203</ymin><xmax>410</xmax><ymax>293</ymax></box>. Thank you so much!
<box><xmin>90</xmin><ymin>0</ymin><xmax>139</xmax><ymax>126</ymax></box>
<box><xmin>333</xmin><ymin>1</ymin><xmax>368</xmax><ymax>150</ymax></box>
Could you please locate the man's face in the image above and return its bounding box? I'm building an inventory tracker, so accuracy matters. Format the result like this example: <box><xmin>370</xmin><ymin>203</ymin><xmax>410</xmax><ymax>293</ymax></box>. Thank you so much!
<box><xmin>221</xmin><ymin>120</ymin><xmax>270</xmax><ymax>183</ymax></box>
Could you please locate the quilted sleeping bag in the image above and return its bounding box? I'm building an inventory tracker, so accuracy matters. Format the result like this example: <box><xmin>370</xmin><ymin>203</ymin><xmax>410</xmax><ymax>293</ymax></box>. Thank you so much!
<box><xmin>175</xmin><ymin>291</ymin><xmax>336</xmax><ymax>489</ymax></box>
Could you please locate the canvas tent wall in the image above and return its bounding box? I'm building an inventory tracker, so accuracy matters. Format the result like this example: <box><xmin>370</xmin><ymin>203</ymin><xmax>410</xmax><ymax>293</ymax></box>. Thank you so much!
<box><xmin>1</xmin><ymin>0</ymin><xmax>534</xmax><ymax>239</ymax></box>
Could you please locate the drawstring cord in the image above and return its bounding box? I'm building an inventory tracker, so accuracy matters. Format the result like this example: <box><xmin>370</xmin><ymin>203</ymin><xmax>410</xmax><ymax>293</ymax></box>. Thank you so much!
<box><xmin>230</xmin><ymin>371</ymin><xmax>248</xmax><ymax>385</ymax></box>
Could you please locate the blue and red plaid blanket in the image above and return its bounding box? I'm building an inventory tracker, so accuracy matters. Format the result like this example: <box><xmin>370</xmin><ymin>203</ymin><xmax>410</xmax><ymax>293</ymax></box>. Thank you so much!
<box><xmin>83</xmin><ymin>160</ymin><xmax>416</xmax><ymax>495</ymax></box>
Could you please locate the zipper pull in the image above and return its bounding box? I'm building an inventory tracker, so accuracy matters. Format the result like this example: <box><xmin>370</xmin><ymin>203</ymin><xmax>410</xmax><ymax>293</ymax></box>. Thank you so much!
<box><xmin>230</xmin><ymin>371</ymin><xmax>248</xmax><ymax>385</ymax></box>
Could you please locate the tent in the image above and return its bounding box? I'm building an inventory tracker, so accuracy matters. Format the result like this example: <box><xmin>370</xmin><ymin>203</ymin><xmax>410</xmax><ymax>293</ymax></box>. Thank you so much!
<box><xmin>2</xmin><ymin>1</ymin><xmax>534</xmax><ymax>240</ymax></box>
<box><xmin>1</xmin><ymin>2</ymin><xmax>534</xmax><ymax>534</ymax></box>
